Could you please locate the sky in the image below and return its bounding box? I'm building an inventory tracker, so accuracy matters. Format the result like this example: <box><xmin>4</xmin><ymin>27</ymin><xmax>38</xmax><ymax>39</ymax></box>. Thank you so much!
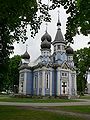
<box><xmin>12</xmin><ymin>4</ymin><xmax>90</xmax><ymax>62</ymax></box>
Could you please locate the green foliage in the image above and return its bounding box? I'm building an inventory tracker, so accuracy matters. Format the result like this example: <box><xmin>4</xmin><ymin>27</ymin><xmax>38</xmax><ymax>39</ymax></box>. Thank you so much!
<box><xmin>0</xmin><ymin>55</ymin><xmax>21</xmax><ymax>92</ymax></box>
<box><xmin>0</xmin><ymin>96</ymin><xmax>79</xmax><ymax>103</ymax></box>
<box><xmin>7</xmin><ymin>55</ymin><xmax>21</xmax><ymax>91</ymax></box>
<box><xmin>77</xmin><ymin>0</ymin><xmax>90</xmax><ymax>35</ymax></box>
<box><xmin>73</xmin><ymin>47</ymin><xmax>90</xmax><ymax>93</ymax></box>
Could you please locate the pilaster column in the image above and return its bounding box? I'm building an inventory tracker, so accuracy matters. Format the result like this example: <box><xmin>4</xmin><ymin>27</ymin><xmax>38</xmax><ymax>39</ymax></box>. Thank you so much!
<box><xmin>42</xmin><ymin>71</ymin><xmax>45</xmax><ymax>96</ymax></box>
<box><xmin>69</xmin><ymin>71</ymin><xmax>72</xmax><ymax>95</ymax></box>
<box><xmin>50</xmin><ymin>71</ymin><xmax>52</xmax><ymax>96</ymax></box>
<box><xmin>23</xmin><ymin>71</ymin><xmax>27</xmax><ymax>95</ymax></box>
<box><xmin>19</xmin><ymin>73</ymin><xmax>21</xmax><ymax>94</ymax></box>
<box><xmin>74</xmin><ymin>72</ymin><xmax>77</xmax><ymax>95</ymax></box>
<box><xmin>60</xmin><ymin>72</ymin><xmax>62</xmax><ymax>95</ymax></box>
<box><xmin>57</xmin><ymin>70</ymin><xmax>60</xmax><ymax>96</ymax></box>
<box><xmin>37</xmin><ymin>72</ymin><xmax>39</xmax><ymax>95</ymax></box>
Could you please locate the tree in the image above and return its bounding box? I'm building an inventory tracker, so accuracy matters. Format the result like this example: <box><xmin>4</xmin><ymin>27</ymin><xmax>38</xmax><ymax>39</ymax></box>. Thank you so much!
<box><xmin>4</xmin><ymin>55</ymin><xmax>21</xmax><ymax>92</ymax></box>
<box><xmin>0</xmin><ymin>0</ymin><xmax>38</xmax><ymax>91</ymax></box>
<box><xmin>73</xmin><ymin>47</ymin><xmax>90</xmax><ymax>94</ymax></box>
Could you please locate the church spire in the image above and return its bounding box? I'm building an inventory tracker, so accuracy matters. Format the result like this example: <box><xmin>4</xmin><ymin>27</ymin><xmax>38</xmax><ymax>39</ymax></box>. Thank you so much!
<box><xmin>57</xmin><ymin>10</ymin><xmax>61</xmax><ymax>27</ymax></box>
<box><xmin>52</xmin><ymin>11</ymin><xmax>65</xmax><ymax>45</ymax></box>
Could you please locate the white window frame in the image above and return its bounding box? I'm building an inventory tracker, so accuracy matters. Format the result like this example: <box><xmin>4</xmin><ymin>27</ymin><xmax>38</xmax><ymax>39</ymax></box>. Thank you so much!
<box><xmin>34</xmin><ymin>75</ymin><xmax>37</xmax><ymax>89</ymax></box>
<box><xmin>46</xmin><ymin>73</ymin><xmax>49</xmax><ymax>89</ymax></box>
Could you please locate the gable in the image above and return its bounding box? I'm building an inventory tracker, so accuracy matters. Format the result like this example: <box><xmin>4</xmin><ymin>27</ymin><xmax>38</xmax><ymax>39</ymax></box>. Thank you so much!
<box><xmin>61</xmin><ymin>62</ymin><xmax>70</xmax><ymax>69</ymax></box>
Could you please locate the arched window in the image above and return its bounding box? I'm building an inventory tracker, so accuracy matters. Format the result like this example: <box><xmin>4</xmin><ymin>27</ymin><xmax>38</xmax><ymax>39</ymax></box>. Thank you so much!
<box><xmin>39</xmin><ymin>73</ymin><xmax>42</xmax><ymax>88</ymax></box>
<box><xmin>20</xmin><ymin>73</ymin><xmax>24</xmax><ymax>81</ymax></box>
<box><xmin>57</xmin><ymin>45</ymin><xmax>60</xmax><ymax>50</ymax></box>
<box><xmin>46</xmin><ymin>74</ymin><xmax>49</xmax><ymax>89</ymax></box>
<box><xmin>62</xmin><ymin>45</ymin><xmax>65</xmax><ymax>50</ymax></box>
<box><xmin>54</xmin><ymin>45</ymin><xmax>56</xmax><ymax>51</ymax></box>
<box><xmin>34</xmin><ymin>76</ymin><xmax>37</xmax><ymax>89</ymax></box>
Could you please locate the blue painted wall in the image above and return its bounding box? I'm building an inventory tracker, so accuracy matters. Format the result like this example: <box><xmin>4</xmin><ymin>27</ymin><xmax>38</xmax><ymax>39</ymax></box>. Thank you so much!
<box><xmin>52</xmin><ymin>69</ymin><xmax>57</xmax><ymax>96</ymax></box>
<box><xmin>33</xmin><ymin>71</ymin><xmax>38</xmax><ymax>95</ymax></box>
<box><xmin>26</xmin><ymin>70</ymin><xmax>33</xmax><ymax>95</ymax></box>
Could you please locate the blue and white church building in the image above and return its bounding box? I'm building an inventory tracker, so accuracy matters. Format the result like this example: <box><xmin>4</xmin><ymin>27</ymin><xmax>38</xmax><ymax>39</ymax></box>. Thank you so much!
<box><xmin>19</xmin><ymin>15</ymin><xmax>77</xmax><ymax>97</ymax></box>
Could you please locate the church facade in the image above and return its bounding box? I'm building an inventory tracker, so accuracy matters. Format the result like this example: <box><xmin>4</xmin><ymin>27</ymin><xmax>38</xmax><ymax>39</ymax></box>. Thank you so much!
<box><xmin>19</xmin><ymin>16</ymin><xmax>77</xmax><ymax>97</ymax></box>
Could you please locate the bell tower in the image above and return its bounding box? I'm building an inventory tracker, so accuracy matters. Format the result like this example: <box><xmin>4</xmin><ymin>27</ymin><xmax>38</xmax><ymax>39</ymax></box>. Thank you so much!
<box><xmin>52</xmin><ymin>11</ymin><xmax>67</xmax><ymax>64</ymax></box>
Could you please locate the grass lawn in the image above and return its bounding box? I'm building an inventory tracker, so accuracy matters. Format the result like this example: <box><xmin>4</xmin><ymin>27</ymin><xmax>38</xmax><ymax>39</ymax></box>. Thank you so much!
<box><xmin>49</xmin><ymin>105</ymin><xmax>90</xmax><ymax>114</ymax></box>
<box><xmin>80</xmin><ymin>95</ymin><xmax>90</xmax><ymax>99</ymax></box>
<box><xmin>0</xmin><ymin>106</ymin><xmax>85</xmax><ymax>120</ymax></box>
<box><xmin>0</xmin><ymin>95</ymin><xmax>80</xmax><ymax>103</ymax></box>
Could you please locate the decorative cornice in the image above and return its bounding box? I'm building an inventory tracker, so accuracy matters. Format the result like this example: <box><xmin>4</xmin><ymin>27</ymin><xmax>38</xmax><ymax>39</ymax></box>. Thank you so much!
<box><xmin>19</xmin><ymin>64</ymin><xmax>32</xmax><ymax>70</ymax></box>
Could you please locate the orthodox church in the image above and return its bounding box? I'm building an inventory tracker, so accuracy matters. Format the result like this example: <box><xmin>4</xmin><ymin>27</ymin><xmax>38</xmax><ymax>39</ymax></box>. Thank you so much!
<box><xmin>19</xmin><ymin>15</ymin><xmax>77</xmax><ymax>97</ymax></box>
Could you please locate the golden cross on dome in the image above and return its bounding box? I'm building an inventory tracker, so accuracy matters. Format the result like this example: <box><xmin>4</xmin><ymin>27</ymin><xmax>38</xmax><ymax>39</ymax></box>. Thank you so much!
<box><xmin>58</xmin><ymin>10</ymin><xmax>60</xmax><ymax>22</ymax></box>
<box><xmin>45</xmin><ymin>23</ymin><xmax>48</xmax><ymax>33</ymax></box>
<box><xmin>26</xmin><ymin>44</ymin><xmax>28</xmax><ymax>51</ymax></box>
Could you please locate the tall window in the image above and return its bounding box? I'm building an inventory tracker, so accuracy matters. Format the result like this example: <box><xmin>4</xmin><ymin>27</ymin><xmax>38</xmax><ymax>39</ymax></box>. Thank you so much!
<box><xmin>34</xmin><ymin>76</ymin><xmax>37</xmax><ymax>89</ymax></box>
<box><xmin>46</xmin><ymin>74</ymin><xmax>49</xmax><ymax>89</ymax></box>
<box><xmin>62</xmin><ymin>72</ymin><xmax>67</xmax><ymax>77</ymax></box>
<box><xmin>62</xmin><ymin>45</ymin><xmax>65</xmax><ymax>50</ymax></box>
<box><xmin>20</xmin><ymin>73</ymin><xmax>24</xmax><ymax>81</ymax></box>
<box><xmin>57</xmin><ymin>45</ymin><xmax>60</xmax><ymax>50</ymax></box>
<box><xmin>54</xmin><ymin>45</ymin><xmax>56</xmax><ymax>51</ymax></box>
<box><xmin>39</xmin><ymin>73</ymin><xmax>42</xmax><ymax>88</ymax></box>
<box><xmin>21</xmin><ymin>82</ymin><xmax>23</xmax><ymax>92</ymax></box>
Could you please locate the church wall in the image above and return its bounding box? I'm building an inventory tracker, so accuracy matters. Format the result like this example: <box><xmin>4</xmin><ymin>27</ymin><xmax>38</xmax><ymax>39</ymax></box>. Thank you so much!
<box><xmin>61</xmin><ymin>53</ymin><xmax>67</xmax><ymax>62</ymax></box>
<box><xmin>54</xmin><ymin>52</ymin><xmax>67</xmax><ymax>64</ymax></box>
<box><xmin>52</xmin><ymin>69</ymin><xmax>57</xmax><ymax>96</ymax></box>
<box><xmin>56</xmin><ymin>68</ymin><xmax>61</xmax><ymax>96</ymax></box>
<box><xmin>26</xmin><ymin>70</ymin><xmax>33</xmax><ymax>95</ymax></box>
<box><xmin>33</xmin><ymin>71</ymin><xmax>38</xmax><ymax>95</ymax></box>
<box><xmin>60</xmin><ymin>70</ymin><xmax>69</xmax><ymax>95</ymax></box>
<box><xmin>19</xmin><ymin>71</ymin><xmax>24</xmax><ymax>94</ymax></box>
<box><xmin>45</xmin><ymin>71</ymin><xmax>50</xmax><ymax>95</ymax></box>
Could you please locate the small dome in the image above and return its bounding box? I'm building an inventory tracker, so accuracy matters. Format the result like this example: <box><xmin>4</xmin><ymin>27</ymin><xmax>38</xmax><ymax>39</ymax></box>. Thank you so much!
<box><xmin>41</xmin><ymin>31</ymin><xmax>52</xmax><ymax>42</ymax></box>
<box><xmin>41</xmin><ymin>39</ymin><xmax>51</xmax><ymax>49</ymax></box>
<box><xmin>66</xmin><ymin>46</ymin><xmax>74</xmax><ymax>54</ymax></box>
<box><xmin>21</xmin><ymin>51</ymin><xmax>30</xmax><ymax>59</ymax></box>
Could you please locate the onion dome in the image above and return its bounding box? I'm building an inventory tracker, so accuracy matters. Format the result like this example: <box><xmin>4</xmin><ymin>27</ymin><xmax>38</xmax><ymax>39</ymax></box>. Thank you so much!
<box><xmin>41</xmin><ymin>31</ymin><xmax>52</xmax><ymax>42</ymax></box>
<box><xmin>66</xmin><ymin>46</ymin><xmax>74</xmax><ymax>54</ymax></box>
<box><xmin>21</xmin><ymin>50</ymin><xmax>30</xmax><ymax>59</ymax></box>
<box><xmin>41</xmin><ymin>39</ymin><xmax>51</xmax><ymax>49</ymax></box>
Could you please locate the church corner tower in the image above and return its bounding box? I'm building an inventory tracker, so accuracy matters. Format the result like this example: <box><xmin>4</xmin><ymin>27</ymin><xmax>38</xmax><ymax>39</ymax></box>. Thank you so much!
<box><xmin>19</xmin><ymin>47</ymin><xmax>33</xmax><ymax>95</ymax></box>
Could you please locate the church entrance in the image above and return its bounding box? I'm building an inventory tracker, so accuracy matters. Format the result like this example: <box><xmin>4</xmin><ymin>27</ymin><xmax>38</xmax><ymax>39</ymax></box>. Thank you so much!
<box><xmin>62</xmin><ymin>82</ymin><xmax>67</xmax><ymax>95</ymax></box>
